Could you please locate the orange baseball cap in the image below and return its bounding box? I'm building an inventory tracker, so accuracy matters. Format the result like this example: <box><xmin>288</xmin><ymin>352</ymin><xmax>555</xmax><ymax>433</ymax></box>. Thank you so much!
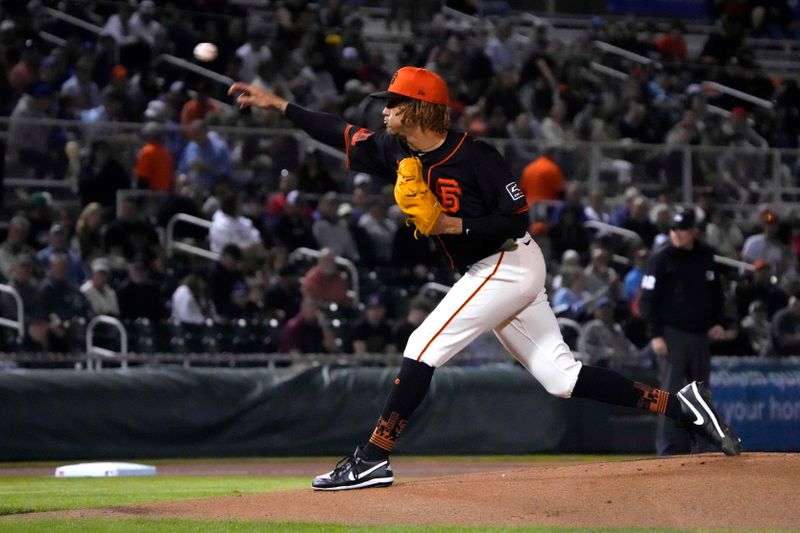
<box><xmin>370</xmin><ymin>66</ymin><xmax>449</xmax><ymax>106</ymax></box>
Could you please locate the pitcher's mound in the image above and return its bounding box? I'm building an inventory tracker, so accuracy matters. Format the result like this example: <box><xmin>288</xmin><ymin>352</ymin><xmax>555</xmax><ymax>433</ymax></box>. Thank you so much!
<box><xmin>68</xmin><ymin>453</ymin><xmax>799</xmax><ymax>530</ymax></box>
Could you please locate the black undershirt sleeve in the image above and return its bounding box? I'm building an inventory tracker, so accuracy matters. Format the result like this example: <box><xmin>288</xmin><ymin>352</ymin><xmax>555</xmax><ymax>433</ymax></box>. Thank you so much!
<box><xmin>284</xmin><ymin>103</ymin><xmax>349</xmax><ymax>150</ymax></box>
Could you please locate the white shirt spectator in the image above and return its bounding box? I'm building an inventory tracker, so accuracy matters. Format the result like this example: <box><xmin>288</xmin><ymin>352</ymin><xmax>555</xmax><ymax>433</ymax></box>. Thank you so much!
<box><xmin>312</xmin><ymin>217</ymin><xmax>359</xmax><ymax>262</ymax></box>
<box><xmin>80</xmin><ymin>280</ymin><xmax>119</xmax><ymax>316</ymax></box>
<box><xmin>60</xmin><ymin>74</ymin><xmax>101</xmax><ymax>111</ymax></box>
<box><xmin>236</xmin><ymin>41</ymin><xmax>272</xmax><ymax>83</ymax></box>
<box><xmin>104</xmin><ymin>14</ymin><xmax>138</xmax><ymax>46</ymax></box>
<box><xmin>209</xmin><ymin>209</ymin><xmax>262</xmax><ymax>253</ymax></box>
<box><xmin>130</xmin><ymin>1</ymin><xmax>164</xmax><ymax>49</ymax></box>
<box><xmin>171</xmin><ymin>285</ymin><xmax>205</xmax><ymax>325</ymax></box>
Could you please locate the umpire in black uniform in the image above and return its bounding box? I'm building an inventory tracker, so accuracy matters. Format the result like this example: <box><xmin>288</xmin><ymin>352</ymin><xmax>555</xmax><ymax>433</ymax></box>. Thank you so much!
<box><xmin>639</xmin><ymin>210</ymin><xmax>727</xmax><ymax>455</ymax></box>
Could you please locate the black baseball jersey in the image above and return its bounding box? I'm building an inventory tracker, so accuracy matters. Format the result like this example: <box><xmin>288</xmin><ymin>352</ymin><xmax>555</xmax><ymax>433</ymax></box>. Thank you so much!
<box><xmin>638</xmin><ymin>242</ymin><xmax>725</xmax><ymax>337</ymax></box>
<box><xmin>284</xmin><ymin>103</ymin><xmax>529</xmax><ymax>272</ymax></box>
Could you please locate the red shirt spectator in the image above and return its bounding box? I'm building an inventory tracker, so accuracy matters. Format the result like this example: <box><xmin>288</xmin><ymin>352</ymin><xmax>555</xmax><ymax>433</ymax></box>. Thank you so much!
<box><xmin>520</xmin><ymin>153</ymin><xmax>565</xmax><ymax>204</ymax></box>
<box><xmin>300</xmin><ymin>248</ymin><xmax>349</xmax><ymax>305</ymax></box>
<box><xmin>135</xmin><ymin>123</ymin><xmax>175</xmax><ymax>192</ymax></box>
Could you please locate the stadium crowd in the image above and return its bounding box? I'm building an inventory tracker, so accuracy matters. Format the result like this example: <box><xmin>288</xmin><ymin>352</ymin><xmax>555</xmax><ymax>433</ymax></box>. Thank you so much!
<box><xmin>1</xmin><ymin>0</ymin><xmax>800</xmax><ymax>363</ymax></box>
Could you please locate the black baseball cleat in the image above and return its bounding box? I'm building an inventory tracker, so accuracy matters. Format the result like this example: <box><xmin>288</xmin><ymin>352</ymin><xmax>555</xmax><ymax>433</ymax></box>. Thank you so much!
<box><xmin>677</xmin><ymin>381</ymin><xmax>742</xmax><ymax>456</ymax></box>
<box><xmin>312</xmin><ymin>446</ymin><xmax>394</xmax><ymax>491</ymax></box>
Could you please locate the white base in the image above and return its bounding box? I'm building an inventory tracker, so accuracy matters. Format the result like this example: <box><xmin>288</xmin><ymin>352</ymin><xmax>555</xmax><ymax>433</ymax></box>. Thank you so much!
<box><xmin>55</xmin><ymin>462</ymin><xmax>157</xmax><ymax>478</ymax></box>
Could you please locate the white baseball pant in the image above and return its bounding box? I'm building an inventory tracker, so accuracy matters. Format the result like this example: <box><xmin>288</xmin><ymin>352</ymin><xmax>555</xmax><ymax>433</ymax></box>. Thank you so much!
<box><xmin>403</xmin><ymin>233</ymin><xmax>582</xmax><ymax>398</ymax></box>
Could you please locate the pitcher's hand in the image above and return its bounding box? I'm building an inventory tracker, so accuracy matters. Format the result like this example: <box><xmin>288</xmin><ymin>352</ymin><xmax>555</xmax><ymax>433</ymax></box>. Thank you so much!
<box><xmin>228</xmin><ymin>82</ymin><xmax>288</xmax><ymax>112</ymax></box>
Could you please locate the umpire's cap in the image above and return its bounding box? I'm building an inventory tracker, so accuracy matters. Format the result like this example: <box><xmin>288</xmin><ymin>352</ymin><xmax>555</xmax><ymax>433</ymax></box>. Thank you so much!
<box><xmin>370</xmin><ymin>66</ymin><xmax>449</xmax><ymax>106</ymax></box>
<box><xmin>670</xmin><ymin>210</ymin><xmax>696</xmax><ymax>230</ymax></box>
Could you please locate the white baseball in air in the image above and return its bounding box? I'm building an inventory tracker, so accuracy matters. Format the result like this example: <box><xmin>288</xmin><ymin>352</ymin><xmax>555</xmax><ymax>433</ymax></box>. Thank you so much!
<box><xmin>193</xmin><ymin>42</ymin><xmax>218</xmax><ymax>62</ymax></box>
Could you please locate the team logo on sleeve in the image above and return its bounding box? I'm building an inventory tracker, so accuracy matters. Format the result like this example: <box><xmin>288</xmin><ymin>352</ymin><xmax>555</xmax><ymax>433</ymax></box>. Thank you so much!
<box><xmin>350</xmin><ymin>128</ymin><xmax>373</xmax><ymax>146</ymax></box>
<box><xmin>436</xmin><ymin>178</ymin><xmax>462</xmax><ymax>213</ymax></box>
<box><xmin>506</xmin><ymin>182</ymin><xmax>524</xmax><ymax>201</ymax></box>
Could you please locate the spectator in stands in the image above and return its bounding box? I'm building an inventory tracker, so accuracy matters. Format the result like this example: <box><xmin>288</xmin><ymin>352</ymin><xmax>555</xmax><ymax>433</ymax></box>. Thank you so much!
<box><xmin>349</xmin><ymin>294</ymin><xmax>397</xmax><ymax>354</ymax></box>
<box><xmin>484</xmin><ymin>20</ymin><xmax>518</xmax><ymax>73</ymax></box>
<box><xmin>37</xmin><ymin>252</ymin><xmax>89</xmax><ymax>324</ymax></box>
<box><xmin>312</xmin><ymin>191</ymin><xmax>360</xmax><ymax>262</ymax></box>
<box><xmin>297</xmin><ymin>149</ymin><xmax>339</xmax><ymax>193</ymax></box>
<box><xmin>177</xmin><ymin>120</ymin><xmax>232</xmax><ymax>191</ymax></box>
<box><xmin>80</xmin><ymin>258</ymin><xmax>119</xmax><ymax>317</ymax></box>
<box><xmin>539</xmin><ymin>100</ymin><xmax>572</xmax><ymax>146</ymax></box>
<box><xmin>584</xmin><ymin>188</ymin><xmax>611</xmax><ymax>224</ymax></box>
<box><xmin>8</xmin><ymin>39</ymin><xmax>40</xmax><ymax>95</ymax></box>
<box><xmin>549</xmin><ymin>196</ymin><xmax>590</xmax><ymax>262</ymax></box>
<box><xmin>103</xmin><ymin>3</ymin><xmax>138</xmax><ymax>47</ymax></box>
<box><xmin>171</xmin><ymin>273</ymin><xmax>212</xmax><ymax>326</ymax></box>
<box><xmin>22</xmin><ymin>314</ymin><xmax>71</xmax><ymax>354</ymax></box>
<box><xmin>129</xmin><ymin>0</ymin><xmax>165</xmax><ymax>50</ymax></box>
<box><xmin>278</xmin><ymin>296</ymin><xmax>336</xmax><ymax>354</ymax></box>
<box><xmin>59</xmin><ymin>55</ymin><xmax>101</xmax><ymax>112</ymax></box>
<box><xmin>741</xmin><ymin>300</ymin><xmax>772</xmax><ymax>356</ymax></box>
<box><xmin>80</xmin><ymin>88</ymin><xmax>130</xmax><ymax>133</ymax></box>
<box><xmin>624</xmin><ymin>247</ymin><xmax>650</xmax><ymax>304</ymax></box>
<box><xmin>622</xmin><ymin>196</ymin><xmax>659</xmax><ymax>248</ymax></box>
<box><xmin>273</xmin><ymin>190</ymin><xmax>318</xmax><ymax>252</ymax></box>
<box><xmin>552</xmin><ymin>265</ymin><xmax>593</xmax><ymax>321</ymax></box>
<box><xmin>734</xmin><ymin>259</ymin><xmax>788</xmax><ymax>319</ymax></box>
<box><xmin>71</xmin><ymin>202</ymin><xmax>105</xmax><ymax>264</ymax></box>
<box><xmin>655</xmin><ymin>20</ymin><xmax>688</xmax><ymax>62</ymax></box>
<box><xmin>772</xmin><ymin>292</ymin><xmax>800</xmax><ymax>356</ymax></box>
<box><xmin>179</xmin><ymin>81</ymin><xmax>220</xmax><ymax>127</ymax></box>
<box><xmin>117</xmin><ymin>258</ymin><xmax>165</xmax><ymax>323</ymax></box>
<box><xmin>209</xmin><ymin>192</ymin><xmax>264</xmax><ymax>255</ymax></box>
<box><xmin>102</xmin><ymin>197</ymin><xmax>160</xmax><ymax>262</ymax></box>
<box><xmin>236</xmin><ymin>26</ymin><xmax>272</xmax><ymax>84</ymax></box>
<box><xmin>265</xmin><ymin>264</ymin><xmax>302</xmax><ymax>321</ymax></box>
<box><xmin>0</xmin><ymin>255</ymin><xmax>39</xmax><ymax>321</ymax></box>
<box><xmin>358</xmin><ymin>201</ymin><xmax>397</xmax><ymax>265</ymax></box>
<box><xmin>35</xmin><ymin>224</ymin><xmax>85</xmax><ymax>286</ymax></box>
<box><xmin>0</xmin><ymin>216</ymin><xmax>36</xmax><ymax>281</ymax></box>
<box><xmin>209</xmin><ymin>244</ymin><xmax>246</xmax><ymax>321</ymax></box>
<box><xmin>393</xmin><ymin>295</ymin><xmax>435</xmax><ymax>351</ymax></box>
<box><xmin>301</xmin><ymin>248</ymin><xmax>349</xmax><ymax>306</ymax></box>
<box><xmin>584</xmin><ymin>246</ymin><xmax>621</xmax><ymax>302</ymax></box>
<box><xmin>705</xmin><ymin>207</ymin><xmax>744</xmax><ymax>257</ymax></box>
<box><xmin>8</xmin><ymin>83</ymin><xmax>57</xmax><ymax>179</ymax></box>
<box><xmin>77</xmin><ymin>139</ymin><xmax>130</xmax><ymax>210</ymax></box>
<box><xmin>551</xmin><ymin>249</ymin><xmax>581</xmax><ymax>291</ymax></box>
<box><xmin>519</xmin><ymin>146</ymin><xmax>565</xmax><ymax>206</ymax></box>
<box><xmin>578</xmin><ymin>297</ymin><xmax>642</xmax><ymax>368</ymax></box>
<box><xmin>618</xmin><ymin>103</ymin><xmax>654</xmax><ymax>143</ymax></box>
<box><xmin>741</xmin><ymin>209</ymin><xmax>795</xmax><ymax>277</ymax></box>
<box><xmin>609</xmin><ymin>186</ymin><xmax>640</xmax><ymax>227</ymax></box>
<box><xmin>716</xmin><ymin>107</ymin><xmax>769</xmax><ymax>202</ymax></box>
<box><xmin>135</xmin><ymin>122</ymin><xmax>175</xmax><ymax>192</ymax></box>
<box><xmin>340</xmin><ymin>203</ymin><xmax>378</xmax><ymax>267</ymax></box>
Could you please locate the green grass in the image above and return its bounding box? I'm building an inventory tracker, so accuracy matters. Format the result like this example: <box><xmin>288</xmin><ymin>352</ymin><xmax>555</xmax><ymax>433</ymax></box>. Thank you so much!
<box><xmin>0</xmin><ymin>476</ymin><xmax>307</xmax><ymax>515</ymax></box>
<box><xmin>0</xmin><ymin>520</ymin><xmax>747</xmax><ymax>533</ymax></box>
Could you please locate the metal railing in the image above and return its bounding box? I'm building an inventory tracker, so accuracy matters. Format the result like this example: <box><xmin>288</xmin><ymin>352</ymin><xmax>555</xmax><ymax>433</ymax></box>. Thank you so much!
<box><xmin>701</xmin><ymin>81</ymin><xmax>774</xmax><ymax>110</ymax></box>
<box><xmin>165</xmin><ymin>213</ymin><xmax>218</xmax><ymax>261</ymax></box>
<box><xmin>86</xmin><ymin>315</ymin><xmax>128</xmax><ymax>370</ymax></box>
<box><xmin>0</xmin><ymin>284</ymin><xmax>24</xmax><ymax>341</ymax></box>
<box><xmin>419</xmin><ymin>282</ymin><xmax>451</xmax><ymax>298</ymax></box>
<box><xmin>289</xmin><ymin>247</ymin><xmax>360</xmax><ymax>305</ymax></box>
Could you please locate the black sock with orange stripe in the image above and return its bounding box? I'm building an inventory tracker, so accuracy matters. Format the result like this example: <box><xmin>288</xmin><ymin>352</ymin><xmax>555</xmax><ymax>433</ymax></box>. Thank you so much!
<box><xmin>362</xmin><ymin>358</ymin><xmax>435</xmax><ymax>461</ymax></box>
<box><xmin>572</xmin><ymin>365</ymin><xmax>681</xmax><ymax>419</ymax></box>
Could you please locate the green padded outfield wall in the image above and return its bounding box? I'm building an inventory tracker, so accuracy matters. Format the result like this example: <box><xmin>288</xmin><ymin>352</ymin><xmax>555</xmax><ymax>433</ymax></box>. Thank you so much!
<box><xmin>0</xmin><ymin>364</ymin><xmax>656</xmax><ymax>460</ymax></box>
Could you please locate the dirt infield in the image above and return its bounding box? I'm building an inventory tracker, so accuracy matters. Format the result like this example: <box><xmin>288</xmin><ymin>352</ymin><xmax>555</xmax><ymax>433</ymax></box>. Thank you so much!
<box><xmin>30</xmin><ymin>453</ymin><xmax>800</xmax><ymax>530</ymax></box>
